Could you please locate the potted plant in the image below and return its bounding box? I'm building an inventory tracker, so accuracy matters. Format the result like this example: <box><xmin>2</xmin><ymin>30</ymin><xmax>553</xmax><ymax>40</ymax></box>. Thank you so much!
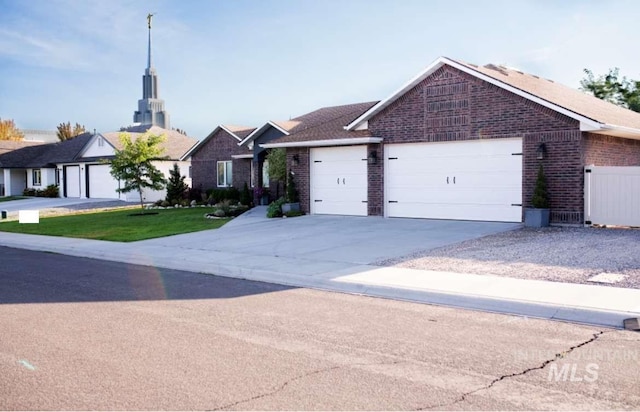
<box><xmin>525</xmin><ymin>164</ymin><xmax>550</xmax><ymax>227</ymax></box>
<box><xmin>281</xmin><ymin>171</ymin><xmax>300</xmax><ymax>213</ymax></box>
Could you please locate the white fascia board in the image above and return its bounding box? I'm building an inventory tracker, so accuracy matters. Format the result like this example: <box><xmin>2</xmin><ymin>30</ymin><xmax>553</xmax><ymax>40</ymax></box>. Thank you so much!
<box><xmin>238</xmin><ymin>121</ymin><xmax>291</xmax><ymax>147</ymax></box>
<box><xmin>346</xmin><ymin>56</ymin><xmax>603</xmax><ymax>131</ymax></box>
<box><xmin>219</xmin><ymin>125</ymin><xmax>242</xmax><ymax>142</ymax></box>
<box><xmin>596</xmin><ymin>124</ymin><xmax>640</xmax><ymax>139</ymax></box>
<box><xmin>260</xmin><ymin>137</ymin><xmax>383</xmax><ymax>149</ymax></box>
<box><xmin>231</xmin><ymin>154</ymin><xmax>253</xmax><ymax>159</ymax></box>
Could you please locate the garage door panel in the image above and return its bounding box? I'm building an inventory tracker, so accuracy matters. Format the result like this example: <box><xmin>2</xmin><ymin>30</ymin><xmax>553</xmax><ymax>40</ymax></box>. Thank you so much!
<box><xmin>88</xmin><ymin>164</ymin><xmax>120</xmax><ymax>199</ymax></box>
<box><xmin>311</xmin><ymin>146</ymin><xmax>367</xmax><ymax>216</ymax></box>
<box><xmin>386</xmin><ymin>139</ymin><xmax>522</xmax><ymax>222</ymax></box>
<box><xmin>65</xmin><ymin>166</ymin><xmax>81</xmax><ymax>198</ymax></box>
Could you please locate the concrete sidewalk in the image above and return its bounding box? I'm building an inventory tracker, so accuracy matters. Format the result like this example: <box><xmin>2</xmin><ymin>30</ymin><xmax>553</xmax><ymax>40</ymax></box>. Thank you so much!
<box><xmin>0</xmin><ymin>212</ymin><xmax>638</xmax><ymax>329</ymax></box>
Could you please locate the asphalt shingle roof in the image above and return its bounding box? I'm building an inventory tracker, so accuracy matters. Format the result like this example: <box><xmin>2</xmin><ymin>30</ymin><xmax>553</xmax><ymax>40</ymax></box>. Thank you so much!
<box><xmin>103</xmin><ymin>125</ymin><xmax>198</xmax><ymax>160</ymax></box>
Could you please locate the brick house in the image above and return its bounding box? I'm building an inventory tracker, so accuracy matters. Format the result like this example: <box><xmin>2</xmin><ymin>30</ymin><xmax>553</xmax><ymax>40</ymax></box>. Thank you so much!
<box><xmin>260</xmin><ymin>56</ymin><xmax>640</xmax><ymax>224</ymax></box>
<box><xmin>185</xmin><ymin>125</ymin><xmax>256</xmax><ymax>192</ymax></box>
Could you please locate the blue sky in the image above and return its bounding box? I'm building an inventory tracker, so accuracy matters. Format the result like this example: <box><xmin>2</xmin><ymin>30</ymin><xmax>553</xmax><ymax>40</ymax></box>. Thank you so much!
<box><xmin>1</xmin><ymin>0</ymin><xmax>640</xmax><ymax>140</ymax></box>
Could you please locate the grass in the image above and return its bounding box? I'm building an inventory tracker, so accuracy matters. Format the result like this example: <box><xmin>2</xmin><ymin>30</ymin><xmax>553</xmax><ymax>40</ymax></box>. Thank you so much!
<box><xmin>0</xmin><ymin>207</ymin><xmax>229</xmax><ymax>242</ymax></box>
<box><xmin>0</xmin><ymin>196</ymin><xmax>27</xmax><ymax>202</ymax></box>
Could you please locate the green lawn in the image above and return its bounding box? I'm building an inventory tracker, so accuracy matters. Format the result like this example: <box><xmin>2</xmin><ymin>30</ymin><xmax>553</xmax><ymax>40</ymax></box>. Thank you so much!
<box><xmin>0</xmin><ymin>207</ymin><xmax>229</xmax><ymax>242</ymax></box>
<box><xmin>0</xmin><ymin>196</ymin><xmax>27</xmax><ymax>202</ymax></box>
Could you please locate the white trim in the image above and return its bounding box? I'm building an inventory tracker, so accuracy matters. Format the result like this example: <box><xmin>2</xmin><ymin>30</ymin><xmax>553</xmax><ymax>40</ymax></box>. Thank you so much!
<box><xmin>231</xmin><ymin>154</ymin><xmax>253</xmax><ymax>159</ymax></box>
<box><xmin>596</xmin><ymin>124</ymin><xmax>640</xmax><ymax>139</ymax></box>
<box><xmin>238</xmin><ymin>121</ymin><xmax>290</xmax><ymax>147</ymax></box>
<box><xmin>260</xmin><ymin>137</ymin><xmax>383</xmax><ymax>149</ymax></box>
<box><xmin>216</xmin><ymin>160</ymin><xmax>233</xmax><ymax>187</ymax></box>
<box><xmin>76</xmin><ymin>133</ymin><xmax>117</xmax><ymax>158</ymax></box>
<box><xmin>345</xmin><ymin>56</ymin><xmax>603</xmax><ymax>131</ymax></box>
<box><xmin>220</xmin><ymin>125</ymin><xmax>244</xmax><ymax>142</ymax></box>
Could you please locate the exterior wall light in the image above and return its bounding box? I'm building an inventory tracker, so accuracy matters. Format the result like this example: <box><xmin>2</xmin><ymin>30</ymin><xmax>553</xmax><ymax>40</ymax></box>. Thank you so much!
<box><xmin>368</xmin><ymin>150</ymin><xmax>378</xmax><ymax>165</ymax></box>
<box><xmin>292</xmin><ymin>154</ymin><xmax>300</xmax><ymax>167</ymax></box>
<box><xmin>536</xmin><ymin>143</ymin><xmax>547</xmax><ymax>160</ymax></box>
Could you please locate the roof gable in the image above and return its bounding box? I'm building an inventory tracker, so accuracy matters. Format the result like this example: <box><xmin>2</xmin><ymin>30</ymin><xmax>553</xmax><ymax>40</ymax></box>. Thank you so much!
<box><xmin>102</xmin><ymin>126</ymin><xmax>198</xmax><ymax>160</ymax></box>
<box><xmin>77</xmin><ymin>133</ymin><xmax>117</xmax><ymax>159</ymax></box>
<box><xmin>346</xmin><ymin>56</ymin><xmax>640</xmax><ymax>139</ymax></box>
<box><xmin>238</xmin><ymin>121</ymin><xmax>291</xmax><ymax>147</ymax></box>
<box><xmin>181</xmin><ymin>125</ymin><xmax>255</xmax><ymax>160</ymax></box>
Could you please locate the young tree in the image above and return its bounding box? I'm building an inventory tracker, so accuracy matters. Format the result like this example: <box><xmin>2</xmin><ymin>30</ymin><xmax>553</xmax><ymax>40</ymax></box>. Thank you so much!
<box><xmin>109</xmin><ymin>132</ymin><xmax>167</xmax><ymax>211</ymax></box>
<box><xmin>165</xmin><ymin>163</ymin><xmax>188</xmax><ymax>204</ymax></box>
<box><xmin>266</xmin><ymin>148</ymin><xmax>286</xmax><ymax>198</ymax></box>
<box><xmin>580</xmin><ymin>68</ymin><xmax>640</xmax><ymax>112</ymax></box>
<box><xmin>0</xmin><ymin>118</ymin><xmax>24</xmax><ymax>141</ymax></box>
<box><xmin>57</xmin><ymin>121</ymin><xmax>87</xmax><ymax>141</ymax></box>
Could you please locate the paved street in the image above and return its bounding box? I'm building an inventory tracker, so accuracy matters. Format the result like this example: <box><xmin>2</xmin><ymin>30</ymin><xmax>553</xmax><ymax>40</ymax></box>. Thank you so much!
<box><xmin>1</xmin><ymin>246</ymin><xmax>639</xmax><ymax>410</ymax></box>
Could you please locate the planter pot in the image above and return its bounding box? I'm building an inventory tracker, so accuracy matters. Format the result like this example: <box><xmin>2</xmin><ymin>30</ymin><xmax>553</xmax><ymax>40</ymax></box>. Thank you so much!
<box><xmin>524</xmin><ymin>208</ymin><xmax>550</xmax><ymax>227</ymax></box>
<box><xmin>281</xmin><ymin>202</ymin><xmax>300</xmax><ymax>213</ymax></box>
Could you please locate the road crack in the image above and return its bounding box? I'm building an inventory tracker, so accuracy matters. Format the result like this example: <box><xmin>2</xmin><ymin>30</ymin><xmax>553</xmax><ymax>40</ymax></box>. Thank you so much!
<box><xmin>417</xmin><ymin>330</ymin><xmax>606</xmax><ymax>410</ymax></box>
<box><xmin>209</xmin><ymin>360</ymin><xmax>402</xmax><ymax>411</ymax></box>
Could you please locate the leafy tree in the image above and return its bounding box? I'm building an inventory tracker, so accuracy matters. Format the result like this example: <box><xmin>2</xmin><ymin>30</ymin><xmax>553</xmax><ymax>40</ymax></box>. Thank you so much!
<box><xmin>57</xmin><ymin>121</ymin><xmax>87</xmax><ymax>141</ymax></box>
<box><xmin>0</xmin><ymin>118</ymin><xmax>24</xmax><ymax>141</ymax></box>
<box><xmin>266</xmin><ymin>148</ymin><xmax>286</xmax><ymax>198</ymax></box>
<box><xmin>109</xmin><ymin>132</ymin><xmax>167</xmax><ymax>211</ymax></box>
<box><xmin>580</xmin><ymin>68</ymin><xmax>640</xmax><ymax>112</ymax></box>
<box><xmin>165</xmin><ymin>163</ymin><xmax>188</xmax><ymax>204</ymax></box>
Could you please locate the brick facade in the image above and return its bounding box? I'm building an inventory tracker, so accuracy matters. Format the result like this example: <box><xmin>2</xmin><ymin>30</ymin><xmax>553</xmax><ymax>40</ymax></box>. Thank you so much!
<box><xmin>583</xmin><ymin>133</ymin><xmax>640</xmax><ymax>166</ymax></box>
<box><xmin>368</xmin><ymin>65</ymin><xmax>585</xmax><ymax>224</ymax></box>
<box><xmin>286</xmin><ymin>147</ymin><xmax>310</xmax><ymax>212</ymax></box>
<box><xmin>190</xmin><ymin>129</ymin><xmax>251</xmax><ymax>192</ymax></box>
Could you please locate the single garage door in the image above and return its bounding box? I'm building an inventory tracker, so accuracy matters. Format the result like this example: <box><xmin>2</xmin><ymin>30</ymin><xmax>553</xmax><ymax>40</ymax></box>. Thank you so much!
<box><xmin>310</xmin><ymin>146</ymin><xmax>368</xmax><ymax>216</ymax></box>
<box><xmin>385</xmin><ymin>138</ymin><xmax>522</xmax><ymax>222</ymax></box>
<box><xmin>64</xmin><ymin>165</ymin><xmax>81</xmax><ymax>198</ymax></box>
<box><xmin>87</xmin><ymin>164</ymin><xmax>120</xmax><ymax>199</ymax></box>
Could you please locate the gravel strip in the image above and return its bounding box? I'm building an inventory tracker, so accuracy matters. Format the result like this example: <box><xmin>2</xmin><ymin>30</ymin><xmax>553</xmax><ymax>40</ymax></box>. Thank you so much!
<box><xmin>378</xmin><ymin>227</ymin><xmax>640</xmax><ymax>289</ymax></box>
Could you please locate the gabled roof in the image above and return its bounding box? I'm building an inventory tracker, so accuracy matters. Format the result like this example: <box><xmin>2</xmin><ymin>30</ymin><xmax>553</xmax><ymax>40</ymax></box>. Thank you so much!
<box><xmin>346</xmin><ymin>56</ymin><xmax>640</xmax><ymax>139</ymax></box>
<box><xmin>102</xmin><ymin>125</ymin><xmax>198</xmax><ymax>160</ymax></box>
<box><xmin>0</xmin><ymin>140</ymin><xmax>46</xmax><ymax>156</ymax></box>
<box><xmin>238</xmin><ymin>121</ymin><xmax>294</xmax><ymax>147</ymax></box>
<box><xmin>0</xmin><ymin>141</ymin><xmax>51</xmax><ymax>168</ymax></box>
<box><xmin>181</xmin><ymin>124</ymin><xmax>255</xmax><ymax>160</ymax></box>
<box><xmin>258</xmin><ymin>102</ymin><xmax>380</xmax><ymax>148</ymax></box>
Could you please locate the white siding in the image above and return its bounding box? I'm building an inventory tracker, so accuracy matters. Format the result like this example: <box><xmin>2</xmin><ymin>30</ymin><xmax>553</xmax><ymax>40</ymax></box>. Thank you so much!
<box><xmin>585</xmin><ymin>165</ymin><xmax>640</xmax><ymax>227</ymax></box>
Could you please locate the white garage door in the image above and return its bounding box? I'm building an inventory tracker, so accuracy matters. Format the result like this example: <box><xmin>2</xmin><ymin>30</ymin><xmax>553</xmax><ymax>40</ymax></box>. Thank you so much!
<box><xmin>310</xmin><ymin>146</ymin><xmax>368</xmax><ymax>216</ymax></box>
<box><xmin>386</xmin><ymin>138</ymin><xmax>522</xmax><ymax>222</ymax></box>
<box><xmin>88</xmin><ymin>164</ymin><xmax>120</xmax><ymax>199</ymax></box>
<box><xmin>64</xmin><ymin>165</ymin><xmax>81</xmax><ymax>198</ymax></box>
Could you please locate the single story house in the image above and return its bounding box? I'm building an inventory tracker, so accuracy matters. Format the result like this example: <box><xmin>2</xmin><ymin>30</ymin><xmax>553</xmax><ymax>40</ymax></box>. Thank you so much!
<box><xmin>256</xmin><ymin>56</ymin><xmax>640</xmax><ymax>225</ymax></box>
<box><xmin>0</xmin><ymin>125</ymin><xmax>197</xmax><ymax>202</ymax></box>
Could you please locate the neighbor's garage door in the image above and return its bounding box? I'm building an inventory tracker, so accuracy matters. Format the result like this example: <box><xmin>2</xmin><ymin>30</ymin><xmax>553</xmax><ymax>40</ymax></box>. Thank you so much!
<box><xmin>64</xmin><ymin>165</ymin><xmax>81</xmax><ymax>198</ymax></box>
<box><xmin>385</xmin><ymin>138</ymin><xmax>522</xmax><ymax>222</ymax></box>
<box><xmin>310</xmin><ymin>146</ymin><xmax>367</xmax><ymax>216</ymax></box>
<box><xmin>87</xmin><ymin>164</ymin><xmax>120</xmax><ymax>199</ymax></box>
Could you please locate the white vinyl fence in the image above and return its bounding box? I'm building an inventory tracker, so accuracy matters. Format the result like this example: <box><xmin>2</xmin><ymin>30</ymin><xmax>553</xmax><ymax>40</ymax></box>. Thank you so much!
<box><xmin>584</xmin><ymin>165</ymin><xmax>640</xmax><ymax>226</ymax></box>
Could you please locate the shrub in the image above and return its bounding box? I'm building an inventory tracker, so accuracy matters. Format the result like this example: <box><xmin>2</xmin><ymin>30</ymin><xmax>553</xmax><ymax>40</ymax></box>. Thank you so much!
<box><xmin>206</xmin><ymin>187</ymin><xmax>240</xmax><ymax>204</ymax></box>
<box><xmin>286</xmin><ymin>171</ymin><xmax>299</xmax><ymax>203</ymax></box>
<box><xmin>165</xmin><ymin>163</ymin><xmax>189</xmax><ymax>204</ymax></box>
<box><xmin>267</xmin><ymin>197</ymin><xmax>286</xmax><ymax>218</ymax></box>
<box><xmin>42</xmin><ymin>184</ymin><xmax>59</xmax><ymax>198</ymax></box>
<box><xmin>23</xmin><ymin>188</ymin><xmax>37</xmax><ymax>196</ymax></box>
<box><xmin>240</xmin><ymin>182</ymin><xmax>252</xmax><ymax>206</ymax></box>
<box><xmin>531</xmin><ymin>165</ymin><xmax>550</xmax><ymax>209</ymax></box>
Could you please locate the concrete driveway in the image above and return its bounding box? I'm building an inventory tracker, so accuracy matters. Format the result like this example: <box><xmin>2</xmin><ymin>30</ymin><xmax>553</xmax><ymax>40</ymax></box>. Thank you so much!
<box><xmin>142</xmin><ymin>208</ymin><xmax>520</xmax><ymax>266</ymax></box>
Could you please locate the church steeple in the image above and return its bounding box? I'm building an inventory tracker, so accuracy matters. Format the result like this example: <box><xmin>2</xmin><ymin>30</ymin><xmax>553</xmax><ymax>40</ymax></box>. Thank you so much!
<box><xmin>133</xmin><ymin>13</ymin><xmax>170</xmax><ymax>129</ymax></box>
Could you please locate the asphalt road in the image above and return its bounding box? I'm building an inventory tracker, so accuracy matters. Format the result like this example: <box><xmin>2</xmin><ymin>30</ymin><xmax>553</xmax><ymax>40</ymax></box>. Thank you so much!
<box><xmin>0</xmin><ymin>246</ymin><xmax>638</xmax><ymax>410</ymax></box>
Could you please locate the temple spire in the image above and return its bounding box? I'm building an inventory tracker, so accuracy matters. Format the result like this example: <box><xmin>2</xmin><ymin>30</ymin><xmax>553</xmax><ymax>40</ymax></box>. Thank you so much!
<box><xmin>147</xmin><ymin>13</ymin><xmax>154</xmax><ymax>69</ymax></box>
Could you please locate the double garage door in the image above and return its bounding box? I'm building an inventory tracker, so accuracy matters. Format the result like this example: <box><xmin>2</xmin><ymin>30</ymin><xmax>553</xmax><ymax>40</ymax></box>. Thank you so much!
<box><xmin>310</xmin><ymin>138</ymin><xmax>522</xmax><ymax>222</ymax></box>
<box><xmin>63</xmin><ymin>164</ymin><xmax>120</xmax><ymax>199</ymax></box>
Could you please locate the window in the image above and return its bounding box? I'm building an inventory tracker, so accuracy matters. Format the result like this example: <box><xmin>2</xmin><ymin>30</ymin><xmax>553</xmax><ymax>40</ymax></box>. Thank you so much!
<box><xmin>250</xmin><ymin>161</ymin><xmax>255</xmax><ymax>188</ymax></box>
<box><xmin>97</xmin><ymin>136</ymin><xmax>104</xmax><ymax>147</ymax></box>
<box><xmin>55</xmin><ymin>169</ymin><xmax>60</xmax><ymax>186</ymax></box>
<box><xmin>262</xmin><ymin>159</ymin><xmax>270</xmax><ymax>188</ymax></box>
<box><xmin>32</xmin><ymin>169</ymin><xmax>42</xmax><ymax>186</ymax></box>
<box><xmin>188</xmin><ymin>166</ymin><xmax>192</xmax><ymax>178</ymax></box>
<box><xmin>217</xmin><ymin>161</ymin><xmax>232</xmax><ymax>187</ymax></box>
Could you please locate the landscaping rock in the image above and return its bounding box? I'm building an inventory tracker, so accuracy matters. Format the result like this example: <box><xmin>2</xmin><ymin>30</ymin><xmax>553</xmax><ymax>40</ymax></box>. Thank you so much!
<box><xmin>212</xmin><ymin>209</ymin><xmax>225</xmax><ymax>217</ymax></box>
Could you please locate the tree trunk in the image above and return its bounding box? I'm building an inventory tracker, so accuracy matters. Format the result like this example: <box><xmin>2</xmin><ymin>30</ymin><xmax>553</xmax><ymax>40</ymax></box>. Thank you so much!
<box><xmin>138</xmin><ymin>188</ymin><xmax>144</xmax><ymax>213</ymax></box>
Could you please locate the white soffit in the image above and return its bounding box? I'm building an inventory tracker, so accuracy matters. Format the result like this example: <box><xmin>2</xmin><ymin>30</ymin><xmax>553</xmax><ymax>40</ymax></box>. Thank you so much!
<box><xmin>260</xmin><ymin>137</ymin><xmax>383</xmax><ymax>149</ymax></box>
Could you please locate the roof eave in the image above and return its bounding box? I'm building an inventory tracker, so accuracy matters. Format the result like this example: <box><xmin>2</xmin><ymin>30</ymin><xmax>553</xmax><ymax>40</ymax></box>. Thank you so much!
<box><xmin>238</xmin><ymin>121</ymin><xmax>290</xmax><ymax>147</ymax></box>
<box><xmin>593</xmin><ymin>124</ymin><xmax>640</xmax><ymax>140</ymax></box>
<box><xmin>260</xmin><ymin>137</ymin><xmax>383</xmax><ymax>149</ymax></box>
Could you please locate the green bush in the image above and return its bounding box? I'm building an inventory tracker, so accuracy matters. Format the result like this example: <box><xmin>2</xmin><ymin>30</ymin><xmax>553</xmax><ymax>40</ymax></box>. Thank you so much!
<box><xmin>531</xmin><ymin>165</ymin><xmax>550</xmax><ymax>208</ymax></box>
<box><xmin>286</xmin><ymin>171</ymin><xmax>299</xmax><ymax>203</ymax></box>
<box><xmin>206</xmin><ymin>187</ymin><xmax>240</xmax><ymax>204</ymax></box>
<box><xmin>267</xmin><ymin>197</ymin><xmax>286</xmax><ymax>218</ymax></box>
<box><xmin>23</xmin><ymin>185</ymin><xmax>59</xmax><ymax>198</ymax></box>
<box><xmin>239</xmin><ymin>182</ymin><xmax>252</xmax><ymax>206</ymax></box>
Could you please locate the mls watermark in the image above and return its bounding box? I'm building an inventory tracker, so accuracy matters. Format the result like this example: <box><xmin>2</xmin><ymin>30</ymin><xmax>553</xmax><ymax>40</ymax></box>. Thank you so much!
<box><xmin>548</xmin><ymin>363</ymin><xmax>599</xmax><ymax>382</ymax></box>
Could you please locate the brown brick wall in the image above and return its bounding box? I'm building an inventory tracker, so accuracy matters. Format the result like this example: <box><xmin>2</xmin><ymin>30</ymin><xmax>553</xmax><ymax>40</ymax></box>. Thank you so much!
<box><xmin>191</xmin><ymin>129</ymin><xmax>252</xmax><ymax>191</ymax></box>
<box><xmin>368</xmin><ymin>65</ymin><xmax>584</xmax><ymax>224</ymax></box>
<box><xmin>286</xmin><ymin>147</ymin><xmax>310</xmax><ymax>213</ymax></box>
<box><xmin>367</xmin><ymin>143</ymin><xmax>383</xmax><ymax>216</ymax></box>
<box><xmin>583</xmin><ymin>133</ymin><xmax>640</xmax><ymax>166</ymax></box>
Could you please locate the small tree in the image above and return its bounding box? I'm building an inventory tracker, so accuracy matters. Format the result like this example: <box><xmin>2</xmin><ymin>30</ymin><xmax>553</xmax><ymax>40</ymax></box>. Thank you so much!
<box><xmin>266</xmin><ymin>148</ymin><xmax>286</xmax><ymax>198</ymax></box>
<box><xmin>110</xmin><ymin>132</ymin><xmax>167</xmax><ymax>211</ymax></box>
<box><xmin>531</xmin><ymin>164</ymin><xmax>550</xmax><ymax>209</ymax></box>
<box><xmin>239</xmin><ymin>182</ymin><xmax>252</xmax><ymax>206</ymax></box>
<box><xmin>0</xmin><ymin>118</ymin><xmax>24</xmax><ymax>141</ymax></box>
<box><xmin>165</xmin><ymin>163</ymin><xmax>188</xmax><ymax>204</ymax></box>
<box><xmin>57</xmin><ymin>121</ymin><xmax>87</xmax><ymax>141</ymax></box>
<box><xmin>286</xmin><ymin>170</ymin><xmax>299</xmax><ymax>203</ymax></box>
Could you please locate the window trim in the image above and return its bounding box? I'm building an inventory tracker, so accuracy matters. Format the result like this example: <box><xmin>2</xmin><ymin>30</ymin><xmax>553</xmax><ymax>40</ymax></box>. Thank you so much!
<box><xmin>32</xmin><ymin>169</ymin><xmax>42</xmax><ymax>186</ymax></box>
<box><xmin>217</xmin><ymin>160</ymin><xmax>232</xmax><ymax>187</ymax></box>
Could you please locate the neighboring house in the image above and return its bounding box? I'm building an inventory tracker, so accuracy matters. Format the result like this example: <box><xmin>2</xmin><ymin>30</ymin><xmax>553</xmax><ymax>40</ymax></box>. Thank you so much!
<box><xmin>259</xmin><ymin>56</ymin><xmax>640</xmax><ymax>225</ymax></box>
<box><xmin>0</xmin><ymin>140</ymin><xmax>48</xmax><ymax>196</ymax></box>
<box><xmin>21</xmin><ymin>129</ymin><xmax>59</xmax><ymax>143</ymax></box>
<box><xmin>183</xmin><ymin>125</ymin><xmax>255</xmax><ymax>192</ymax></box>
<box><xmin>0</xmin><ymin>126</ymin><xmax>197</xmax><ymax>202</ymax></box>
